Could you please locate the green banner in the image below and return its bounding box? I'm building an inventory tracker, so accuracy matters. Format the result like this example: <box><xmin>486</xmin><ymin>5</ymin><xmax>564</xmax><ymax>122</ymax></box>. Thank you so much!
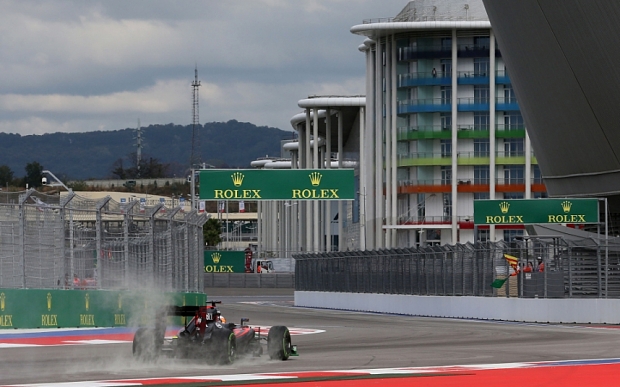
<box><xmin>199</xmin><ymin>169</ymin><xmax>355</xmax><ymax>200</ymax></box>
<box><xmin>0</xmin><ymin>289</ymin><xmax>206</xmax><ymax>329</ymax></box>
<box><xmin>204</xmin><ymin>250</ymin><xmax>246</xmax><ymax>273</ymax></box>
<box><xmin>474</xmin><ymin>198</ymin><xmax>599</xmax><ymax>225</ymax></box>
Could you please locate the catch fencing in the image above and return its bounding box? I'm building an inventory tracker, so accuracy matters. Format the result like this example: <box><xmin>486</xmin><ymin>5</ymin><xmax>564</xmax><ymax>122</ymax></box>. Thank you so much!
<box><xmin>294</xmin><ymin>237</ymin><xmax>620</xmax><ymax>298</ymax></box>
<box><xmin>0</xmin><ymin>189</ymin><xmax>207</xmax><ymax>292</ymax></box>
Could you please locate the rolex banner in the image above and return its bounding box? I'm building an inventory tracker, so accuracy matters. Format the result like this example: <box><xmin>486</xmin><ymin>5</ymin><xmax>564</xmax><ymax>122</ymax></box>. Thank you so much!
<box><xmin>199</xmin><ymin>169</ymin><xmax>355</xmax><ymax>200</ymax></box>
<box><xmin>0</xmin><ymin>289</ymin><xmax>206</xmax><ymax>329</ymax></box>
<box><xmin>204</xmin><ymin>250</ymin><xmax>246</xmax><ymax>273</ymax></box>
<box><xmin>474</xmin><ymin>198</ymin><xmax>599</xmax><ymax>225</ymax></box>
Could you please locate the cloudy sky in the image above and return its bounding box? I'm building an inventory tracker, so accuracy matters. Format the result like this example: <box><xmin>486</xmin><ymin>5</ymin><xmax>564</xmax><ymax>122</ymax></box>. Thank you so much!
<box><xmin>0</xmin><ymin>0</ymin><xmax>407</xmax><ymax>135</ymax></box>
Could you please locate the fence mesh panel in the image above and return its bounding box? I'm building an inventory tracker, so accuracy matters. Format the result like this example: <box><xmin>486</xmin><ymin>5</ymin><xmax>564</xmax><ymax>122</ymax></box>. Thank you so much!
<box><xmin>0</xmin><ymin>190</ymin><xmax>207</xmax><ymax>292</ymax></box>
<box><xmin>294</xmin><ymin>237</ymin><xmax>620</xmax><ymax>298</ymax></box>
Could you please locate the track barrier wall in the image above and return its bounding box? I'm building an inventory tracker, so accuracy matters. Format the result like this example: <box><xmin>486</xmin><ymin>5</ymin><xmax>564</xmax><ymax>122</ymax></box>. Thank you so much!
<box><xmin>0</xmin><ymin>289</ymin><xmax>206</xmax><ymax>329</ymax></box>
<box><xmin>293</xmin><ymin>238</ymin><xmax>620</xmax><ymax>323</ymax></box>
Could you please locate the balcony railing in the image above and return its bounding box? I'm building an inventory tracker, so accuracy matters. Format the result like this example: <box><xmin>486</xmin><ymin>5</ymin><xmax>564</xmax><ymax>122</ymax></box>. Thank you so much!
<box><xmin>398</xmin><ymin>72</ymin><xmax>451</xmax><ymax>87</ymax></box>
<box><xmin>398</xmin><ymin>98</ymin><xmax>521</xmax><ymax>113</ymax></box>
<box><xmin>397</xmin><ymin>125</ymin><xmax>451</xmax><ymax>140</ymax></box>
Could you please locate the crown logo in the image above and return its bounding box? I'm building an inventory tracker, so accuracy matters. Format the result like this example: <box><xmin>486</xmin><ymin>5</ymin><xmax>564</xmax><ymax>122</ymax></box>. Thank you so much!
<box><xmin>85</xmin><ymin>294</ymin><xmax>90</xmax><ymax>311</ymax></box>
<box><xmin>309</xmin><ymin>171</ymin><xmax>322</xmax><ymax>186</ymax></box>
<box><xmin>499</xmin><ymin>201</ymin><xmax>510</xmax><ymax>214</ymax></box>
<box><xmin>212</xmin><ymin>252</ymin><xmax>221</xmax><ymax>264</ymax></box>
<box><xmin>118</xmin><ymin>294</ymin><xmax>123</xmax><ymax>311</ymax></box>
<box><xmin>561</xmin><ymin>200</ymin><xmax>572</xmax><ymax>213</ymax></box>
<box><xmin>47</xmin><ymin>292</ymin><xmax>52</xmax><ymax>311</ymax></box>
<box><xmin>0</xmin><ymin>293</ymin><xmax>5</xmax><ymax>311</ymax></box>
<box><xmin>231</xmin><ymin>172</ymin><xmax>244</xmax><ymax>187</ymax></box>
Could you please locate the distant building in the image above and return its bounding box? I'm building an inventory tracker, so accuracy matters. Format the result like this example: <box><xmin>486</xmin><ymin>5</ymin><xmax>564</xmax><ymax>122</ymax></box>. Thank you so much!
<box><xmin>350</xmin><ymin>0</ymin><xmax>546</xmax><ymax>248</ymax></box>
<box><xmin>253</xmin><ymin>1</ymin><xmax>548</xmax><ymax>255</ymax></box>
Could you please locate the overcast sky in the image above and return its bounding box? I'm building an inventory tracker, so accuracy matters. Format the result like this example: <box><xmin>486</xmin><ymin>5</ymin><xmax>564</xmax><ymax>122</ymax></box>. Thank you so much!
<box><xmin>0</xmin><ymin>0</ymin><xmax>407</xmax><ymax>135</ymax></box>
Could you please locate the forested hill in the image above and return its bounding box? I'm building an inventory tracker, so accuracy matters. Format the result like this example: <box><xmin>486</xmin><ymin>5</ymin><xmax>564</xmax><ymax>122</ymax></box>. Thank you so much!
<box><xmin>0</xmin><ymin>121</ymin><xmax>294</xmax><ymax>180</ymax></box>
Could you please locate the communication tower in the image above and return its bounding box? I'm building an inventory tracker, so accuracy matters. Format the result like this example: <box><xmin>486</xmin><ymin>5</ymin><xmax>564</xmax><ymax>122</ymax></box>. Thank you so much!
<box><xmin>190</xmin><ymin>66</ymin><xmax>201</xmax><ymax>167</ymax></box>
<box><xmin>135</xmin><ymin>119</ymin><xmax>143</xmax><ymax>177</ymax></box>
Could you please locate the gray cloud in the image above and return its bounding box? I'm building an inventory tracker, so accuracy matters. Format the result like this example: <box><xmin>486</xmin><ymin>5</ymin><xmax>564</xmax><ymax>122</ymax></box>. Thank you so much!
<box><xmin>0</xmin><ymin>0</ymin><xmax>405</xmax><ymax>134</ymax></box>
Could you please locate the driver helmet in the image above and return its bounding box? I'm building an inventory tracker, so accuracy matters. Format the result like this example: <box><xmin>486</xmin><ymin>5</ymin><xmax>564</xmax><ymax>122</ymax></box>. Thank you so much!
<box><xmin>217</xmin><ymin>310</ymin><xmax>226</xmax><ymax>323</ymax></box>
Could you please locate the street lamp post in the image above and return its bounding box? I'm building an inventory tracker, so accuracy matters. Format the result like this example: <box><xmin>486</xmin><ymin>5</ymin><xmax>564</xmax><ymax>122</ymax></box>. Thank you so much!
<box><xmin>42</xmin><ymin>170</ymin><xmax>74</xmax><ymax>288</ymax></box>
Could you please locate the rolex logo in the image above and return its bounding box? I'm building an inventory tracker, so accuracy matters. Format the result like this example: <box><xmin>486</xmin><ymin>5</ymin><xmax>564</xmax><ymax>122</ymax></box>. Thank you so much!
<box><xmin>212</xmin><ymin>252</ymin><xmax>221</xmax><ymax>264</ymax></box>
<box><xmin>0</xmin><ymin>293</ymin><xmax>5</xmax><ymax>311</ymax></box>
<box><xmin>85</xmin><ymin>294</ymin><xmax>90</xmax><ymax>311</ymax></box>
<box><xmin>231</xmin><ymin>172</ymin><xmax>244</xmax><ymax>187</ymax></box>
<box><xmin>47</xmin><ymin>293</ymin><xmax>52</xmax><ymax>311</ymax></box>
<box><xmin>561</xmin><ymin>200</ymin><xmax>572</xmax><ymax>213</ymax></box>
<box><xmin>118</xmin><ymin>294</ymin><xmax>123</xmax><ymax>311</ymax></box>
<box><xmin>499</xmin><ymin>201</ymin><xmax>510</xmax><ymax>214</ymax></box>
<box><xmin>309</xmin><ymin>171</ymin><xmax>322</xmax><ymax>186</ymax></box>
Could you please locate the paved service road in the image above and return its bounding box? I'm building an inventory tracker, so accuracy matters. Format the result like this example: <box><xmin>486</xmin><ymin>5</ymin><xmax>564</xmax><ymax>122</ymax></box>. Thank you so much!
<box><xmin>2</xmin><ymin>289</ymin><xmax>620</xmax><ymax>385</ymax></box>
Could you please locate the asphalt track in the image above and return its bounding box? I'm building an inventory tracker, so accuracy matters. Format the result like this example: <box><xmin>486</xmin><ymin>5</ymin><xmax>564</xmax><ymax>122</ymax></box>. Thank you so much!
<box><xmin>2</xmin><ymin>288</ymin><xmax>620</xmax><ymax>386</ymax></box>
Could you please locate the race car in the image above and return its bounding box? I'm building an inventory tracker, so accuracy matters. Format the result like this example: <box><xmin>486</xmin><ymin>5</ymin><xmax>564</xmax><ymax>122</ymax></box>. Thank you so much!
<box><xmin>132</xmin><ymin>301</ymin><xmax>297</xmax><ymax>364</ymax></box>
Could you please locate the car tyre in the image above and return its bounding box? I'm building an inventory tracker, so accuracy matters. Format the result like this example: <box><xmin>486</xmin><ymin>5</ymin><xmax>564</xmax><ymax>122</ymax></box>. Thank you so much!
<box><xmin>267</xmin><ymin>326</ymin><xmax>291</xmax><ymax>360</ymax></box>
<box><xmin>216</xmin><ymin>330</ymin><xmax>237</xmax><ymax>365</ymax></box>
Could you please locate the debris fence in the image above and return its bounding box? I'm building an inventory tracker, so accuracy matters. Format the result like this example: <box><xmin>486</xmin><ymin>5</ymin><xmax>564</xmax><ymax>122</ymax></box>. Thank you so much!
<box><xmin>0</xmin><ymin>189</ymin><xmax>207</xmax><ymax>292</ymax></box>
<box><xmin>294</xmin><ymin>237</ymin><xmax>620</xmax><ymax>298</ymax></box>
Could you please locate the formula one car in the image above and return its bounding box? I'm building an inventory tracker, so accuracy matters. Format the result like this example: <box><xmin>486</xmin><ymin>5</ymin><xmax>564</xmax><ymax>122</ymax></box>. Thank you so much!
<box><xmin>132</xmin><ymin>301</ymin><xmax>297</xmax><ymax>364</ymax></box>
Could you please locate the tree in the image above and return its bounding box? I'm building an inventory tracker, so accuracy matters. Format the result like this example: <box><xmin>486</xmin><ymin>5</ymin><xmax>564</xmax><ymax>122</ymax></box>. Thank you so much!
<box><xmin>203</xmin><ymin>218</ymin><xmax>222</xmax><ymax>248</ymax></box>
<box><xmin>110</xmin><ymin>158</ymin><xmax>127</xmax><ymax>179</ymax></box>
<box><xmin>24</xmin><ymin>161</ymin><xmax>43</xmax><ymax>188</ymax></box>
<box><xmin>0</xmin><ymin>165</ymin><xmax>14</xmax><ymax>187</ymax></box>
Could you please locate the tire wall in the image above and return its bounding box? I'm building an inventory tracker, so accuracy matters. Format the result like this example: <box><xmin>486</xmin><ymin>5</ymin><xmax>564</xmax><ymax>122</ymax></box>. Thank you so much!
<box><xmin>0</xmin><ymin>288</ymin><xmax>206</xmax><ymax>329</ymax></box>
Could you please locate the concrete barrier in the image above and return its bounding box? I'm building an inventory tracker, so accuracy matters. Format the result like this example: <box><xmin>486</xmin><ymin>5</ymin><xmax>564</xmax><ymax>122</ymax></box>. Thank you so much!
<box><xmin>294</xmin><ymin>291</ymin><xmax>620</xmax><ymax>324</ymax></box>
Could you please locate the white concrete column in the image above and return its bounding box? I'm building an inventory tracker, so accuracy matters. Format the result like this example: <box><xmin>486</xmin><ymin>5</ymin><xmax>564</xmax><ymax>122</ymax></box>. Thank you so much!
<box><xmin>357</xmin><ymin>107</ymin><xmax>365</xmax><ymax>251</ymax></box>
<box><xmin>525</xmin><ymin>132</ymin><xmax>532</xmax><ymax>199</ymax></box>
<box><xmin>391</xmin><ymin>34</ymin><xmax>398</xmax><ymax>248</ymax></box>
<box><xmin>489</xmin><ymin>29</ymin><xmax>497</xmax><ymax>241</ymax></box>
<box><xmin>313</xmin><ymin>108</ymin><xmax>320</xmax><ymax>252</ymax></box>
<box><xmin>338</xmin><ymin>110</ymin><xmax>344</xmax><ymax>251</ymax></box>
<box><xmin>325</xmin><ymin>108</ymin><xmax>332</xmax><ymax>252</ymax></box>
<box><xmin>385</xmin><ymin>36</ymin><xmax>392</xmax><ymax>248</ymax></box>
<box><xmin>365</xmin><ymin>43</ymin><xmax>376</xmax><ymax>250</ymax></box>
<box><xmin>374</xmin><ymin>39</ymin><xmax>383</xmax><ymax>249</ymax></box>
<box><xmin>451</xmin><ymin>29</ymin><xmax>458</xmax><ymax>244</ymax></box>
<box><xmin>305</xmin><ymin>110</ymin><xmax>312</xmax><ymax>250</ymax></box>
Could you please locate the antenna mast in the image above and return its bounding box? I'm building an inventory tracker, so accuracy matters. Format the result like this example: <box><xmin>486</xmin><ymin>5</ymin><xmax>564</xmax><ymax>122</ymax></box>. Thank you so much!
<box><xmin>190</xmin><ymin>66</ymin><xmax>201</xmax><ymax>167</ymax></box>
<box><xmin>135</xmin><ymin>118</ymin><xmax>143</xmax><ymax>177</ymax></box>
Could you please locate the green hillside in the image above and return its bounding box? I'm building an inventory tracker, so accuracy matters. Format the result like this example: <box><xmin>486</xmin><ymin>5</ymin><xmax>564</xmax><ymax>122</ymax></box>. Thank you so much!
<box><xmin>0</xmin><ymin>121</ymin><xmax>294</xmax><ymax>180</ymax></box>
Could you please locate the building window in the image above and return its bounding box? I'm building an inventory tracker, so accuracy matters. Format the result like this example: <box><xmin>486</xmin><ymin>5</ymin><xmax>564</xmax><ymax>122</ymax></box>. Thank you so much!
<box><xmin>504</xmin><ymin>166</ymin><xmax>525</xmax><ymax>184</ymax></box>
<box><xmin>504</xmin><ymin>86</ymin><xmax>517</xmax><ymax>103</ymax></box>
<box><xmin>441</xmin><ymin>38</ymin><xmax>452</xmax><ymax>52</ymax></box>
<box><xmin>441</xmin><ymin>166</ymin><xmax>452</xmax><ymax>185</ymax></box>
<box><xmin>474</xmin><ymin>166</ymin><xmax>490</xmax><ymax>184</ymax></box>
<box><xmin>441</xmin><ymin>86</ymin><xmax>452</xmax><ymax>104</ymax></box>
<box><xmin>441</xmin><ymin>113</ymin><xmax>452</xmax><ymax>131</ymax></box>
<box><xmin>474</xmin><ymin>36</ymin><xmax>490</xmax><ymax>49</ymax></box>
<box><xmin>474</xmin><ymin>85</ymin><xmax>489</xmax><ymax>104</ymax></box>
<box><xmin>417</xmin><ymin>193</ymin><xmax>426</xmax><ymax>218</ymax></box>
<box><xmin>443</xmin><ymin>193</ymin><xmax>452</xmax><ymax>221</ymax></box>
<box><xmin>504</xmin><ymin>113</ymin><xmax>524</xmax><ymax>130</ymax></box>
<box><xmin>474</xmin><ymin>139</ymin><xmax>490</xmax><ymax>157</ymax></box>
<box><xmin>504</xmin><ymin>229</ymin><xmax>524</xmax><ymax>242</ymax></box>
<box><xmin>474</xmin><ymin>112</ymin><xmax>490</xmax><ymax>130</ymax></box>
<box><xmin>474</xmin><ymin>57</ymin><xmax>489</xmax><ymax>76</ymax></box>
<box><xmin>474</xmin><ymin>192</ymin><xmax>490</xmax><ymax>200</ymax></box>
<box><xmin>504</xmin><ymin>138</ymin><xmax>524</xmax><ymax>156</ymax></box>
<box><xmin>441</xmin><ymin>59</ymin><xmax>452</xmax><ymax>77</ymax></box>
<box><xmin>533</xmin><ymin>192</ymin><xmax>548</xmax><ymax>199</ymax></box>
<box><xmin>477</xmin><ymin>229</ymin><xmax>490</xmax><ymax>242</ymax></box>
<box><xmin>441</xmin><ymin>139</ymin><xmax>452</xmax><ymax>157</ymax></box>
<box><xmin>533</xmin><ymin>165</ymin><xmax>543</xmax><ymax>183</ymax></box>
<box><xmin>504</xmin><ymin>192</ymin><xmax>524</xmax><ymax>199</ymax></box>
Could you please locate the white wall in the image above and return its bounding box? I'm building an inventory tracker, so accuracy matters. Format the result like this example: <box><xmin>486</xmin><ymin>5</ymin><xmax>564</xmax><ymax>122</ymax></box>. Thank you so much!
<box><xmin>295</xmin><ymin>292</ymin><xmax>620</xmax><ymax>324</ymax></box>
